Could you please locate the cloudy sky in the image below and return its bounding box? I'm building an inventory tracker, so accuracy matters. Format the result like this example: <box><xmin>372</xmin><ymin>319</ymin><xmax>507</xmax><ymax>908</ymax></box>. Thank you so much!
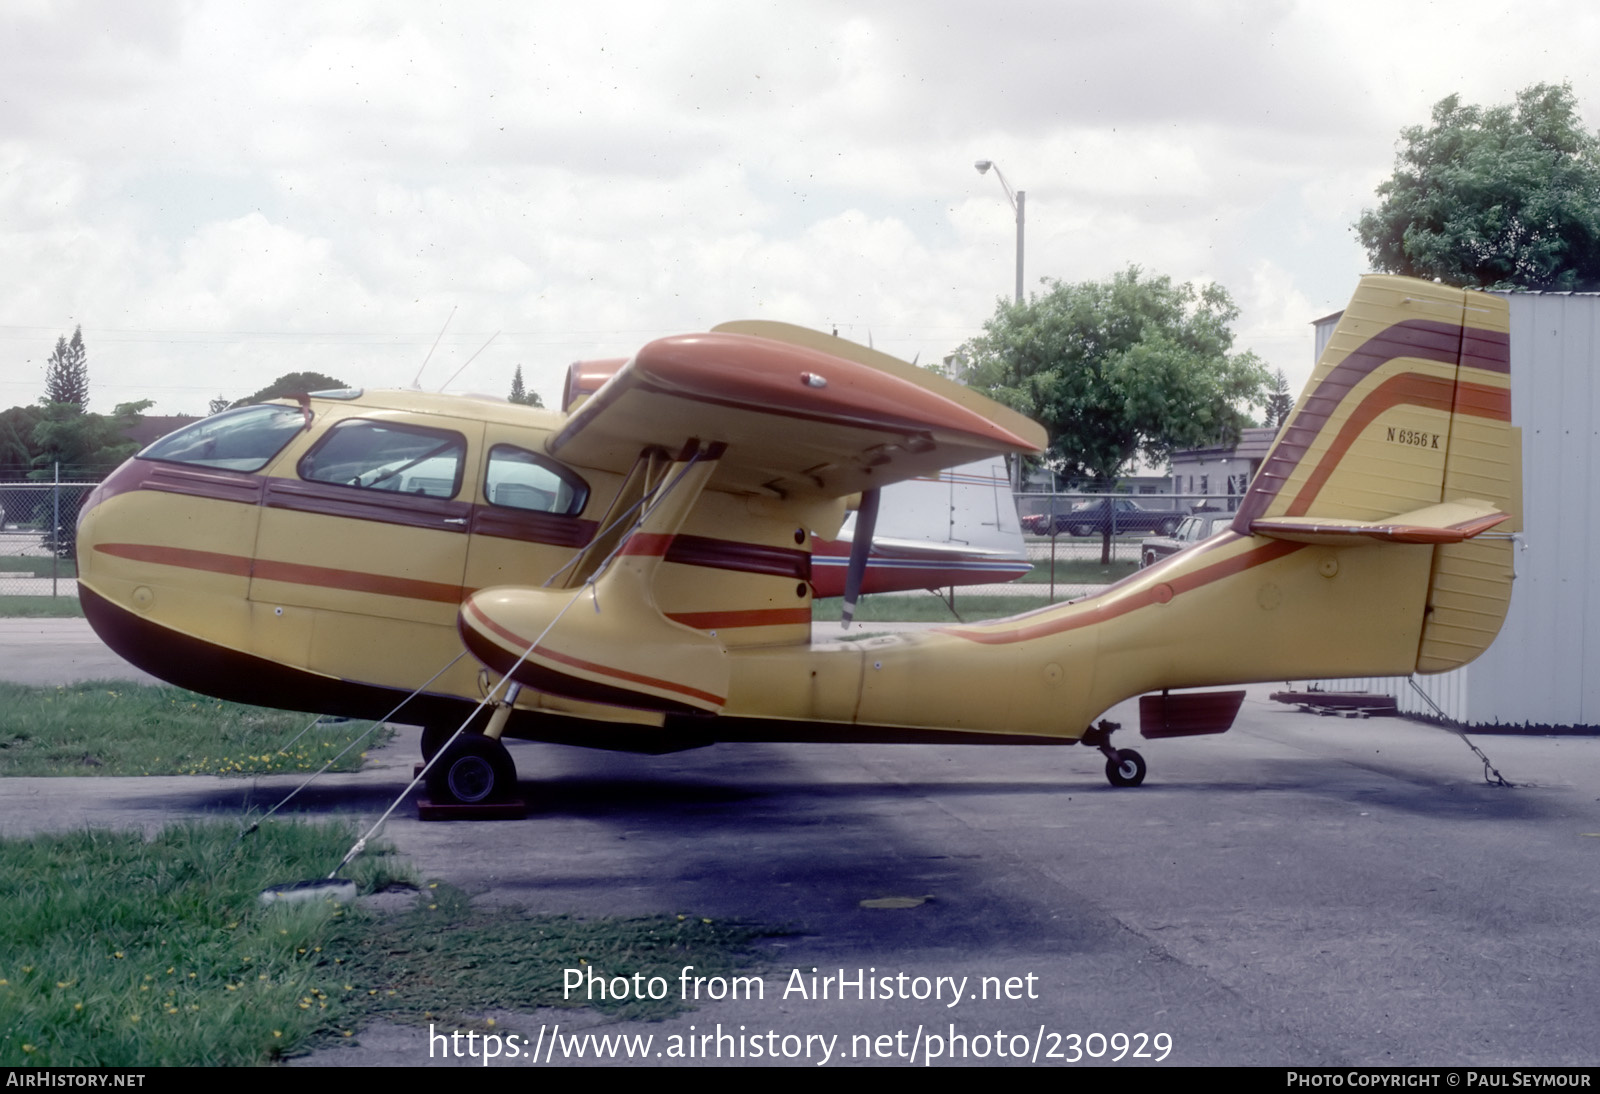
<box><xmin>4</xmin><ymin>0</ymin><xmax>1598</xmax><ymax>417</ymax></box>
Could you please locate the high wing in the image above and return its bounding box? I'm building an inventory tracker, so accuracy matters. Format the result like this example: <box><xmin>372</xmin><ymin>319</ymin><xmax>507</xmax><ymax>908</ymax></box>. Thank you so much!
<box><xmin>548</xmin><ymin>323</ymin><xmax>1045</xmax><ymax>499</ymax></box>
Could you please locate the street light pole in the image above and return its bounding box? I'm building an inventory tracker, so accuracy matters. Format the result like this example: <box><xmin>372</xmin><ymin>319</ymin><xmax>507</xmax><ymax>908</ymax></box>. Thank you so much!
<box><xmin>974</xmin><ymin>160</ymin><xmax>1024</xmax><ymax>303</ymax></box>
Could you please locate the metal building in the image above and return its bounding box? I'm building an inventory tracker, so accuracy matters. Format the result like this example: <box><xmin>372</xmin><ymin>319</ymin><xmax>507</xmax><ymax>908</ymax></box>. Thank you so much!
<box><xmin>1309</xmin><ymin>290</ymin><xmax>1599</xmax><ymax>728</ymax></box>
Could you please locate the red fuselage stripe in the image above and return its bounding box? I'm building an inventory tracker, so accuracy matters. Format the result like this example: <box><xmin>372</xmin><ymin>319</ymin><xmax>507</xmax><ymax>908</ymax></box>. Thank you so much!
<box><xmin>936</xmin><ymin>537</ymin><xmax>1303</xmax><ymax>645</ymax></box>
<box><xmin>94</xmin><ymin>543</ymin><xmax>465</xmax><ymax>604</ymax></box>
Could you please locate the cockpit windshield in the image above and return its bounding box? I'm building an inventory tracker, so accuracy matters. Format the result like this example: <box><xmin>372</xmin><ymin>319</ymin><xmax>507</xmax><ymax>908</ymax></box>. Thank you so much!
<box><xmin>138</xmin><ymin>405</ymin><xmax>305</xmax><ymax>472</ymax></box>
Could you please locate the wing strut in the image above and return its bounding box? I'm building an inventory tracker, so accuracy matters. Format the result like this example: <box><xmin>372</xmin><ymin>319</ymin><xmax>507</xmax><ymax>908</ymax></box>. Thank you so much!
<box><xmin>841</xmin><ymin>487</ymin><xmax>881</xmax><ymax>628</ymax></box>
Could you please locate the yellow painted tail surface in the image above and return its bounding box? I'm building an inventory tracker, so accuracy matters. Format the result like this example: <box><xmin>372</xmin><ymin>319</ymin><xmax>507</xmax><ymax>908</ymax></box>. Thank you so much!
<box><xmin>1234</xmin><ymin>275</ymin><xmax>1517</xmax><ymax>673</ymax></box>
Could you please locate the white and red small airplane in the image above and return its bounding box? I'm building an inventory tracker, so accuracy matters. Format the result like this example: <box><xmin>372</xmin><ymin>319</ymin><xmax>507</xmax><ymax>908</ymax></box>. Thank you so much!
<box><xmin>812</xmin><ymin>457</ymin><xmax>1032</xmax><ymax>606</ymax></box>
<box><xmin>75</xmin><ymin>276</ymin><xmax>1518</xmax><ymax>802</ymax></box>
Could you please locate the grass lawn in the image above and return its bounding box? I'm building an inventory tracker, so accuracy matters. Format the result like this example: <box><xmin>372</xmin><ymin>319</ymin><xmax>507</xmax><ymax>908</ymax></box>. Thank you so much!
<box><xmin>0</xmin><ymin>557</ymin><xmax>79</xmax><ymax>579</ymax></box>
<box><xmin>0</xmin><ymin>682</ymin><xmax>391</xmax><ymax>777</ymax></box>
<box><xmin>0</xmin><ymin>594</ymin><xmax>82</xmax><ymax>618</ymax></box>
<box><xmin>0</xmin><ymin>823</ymin><xmax>772</xmax><ymax>1065</ymax></box>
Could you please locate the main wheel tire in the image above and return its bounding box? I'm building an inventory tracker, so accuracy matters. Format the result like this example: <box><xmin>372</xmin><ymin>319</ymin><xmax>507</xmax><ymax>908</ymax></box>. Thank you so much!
<box><xmin>1105</xmin><ymin>748</ymin><xmax>1147</xmax><ymax>788</ymax></box>
<box><xmin>427</xmin><ymin>735</ymin><xmax>516</xmax><ymax>804</ymax></box>
<box><xmin>420</xmin><ymin>725</ymin><xmax>453</xmax><ymax>762</ymax></box>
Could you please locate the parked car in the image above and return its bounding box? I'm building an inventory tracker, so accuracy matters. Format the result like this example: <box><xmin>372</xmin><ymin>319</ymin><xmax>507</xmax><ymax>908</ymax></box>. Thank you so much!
<box><xmin>1139</xmin><ymin>511</ymin><xmax>1234</xmax><ymax>567</ymax></box>
<box><xmin>1019</xmin><ymin>511</ymin><xmax>1053</xmax><ymax>536</ymax></box>
<box><xmin>1035</xmin><ymin>497</ymin><xmax>1184</xmax><ymax>538</ymax></box>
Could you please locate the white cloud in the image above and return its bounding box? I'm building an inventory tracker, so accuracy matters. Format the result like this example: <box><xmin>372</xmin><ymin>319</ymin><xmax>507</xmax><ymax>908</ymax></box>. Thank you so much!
<box><xmin>2</xmin><ymin>0</ymin><xmax>1598</xmax><ymax>414</ymax></box>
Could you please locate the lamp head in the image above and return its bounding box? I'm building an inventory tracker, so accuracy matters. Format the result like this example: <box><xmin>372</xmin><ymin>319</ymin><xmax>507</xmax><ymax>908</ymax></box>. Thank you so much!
<box><xmin>974</xmin><ymin>160</ymin><xmax>992</xmax><ymax>174</ymax></box>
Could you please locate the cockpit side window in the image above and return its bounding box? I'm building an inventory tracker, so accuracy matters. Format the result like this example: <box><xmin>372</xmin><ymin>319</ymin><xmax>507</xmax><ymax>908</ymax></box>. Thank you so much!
<box><xmin>485</xmin><ymin>445</ymin><xmax>588</xmax><ymax>516</ymax></box>
<box><xmin>299</xmin><ymin>420</ymin><xmax>466</xmax><ymax>498</ymax></box>
<box><xmin>139</xmin><ymin>405</ymin><xmax>305</xmax><ymax>472</ymax></box>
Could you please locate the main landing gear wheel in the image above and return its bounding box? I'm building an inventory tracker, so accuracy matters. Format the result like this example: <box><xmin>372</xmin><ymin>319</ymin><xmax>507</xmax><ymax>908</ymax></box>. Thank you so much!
<box><xmin>426</xmin><ymin>735</ymin><xmax>516</xmax><ymax>804</ymax></box>
<box><xmin>420</xmin><ymin>724</ymin><xmax>452</xmax><ymax>762</ymax></box>
<box><xmin>1105</xmin><ymin>748</ymin><xmax>1147</xmax><ymax>788</ymax></box>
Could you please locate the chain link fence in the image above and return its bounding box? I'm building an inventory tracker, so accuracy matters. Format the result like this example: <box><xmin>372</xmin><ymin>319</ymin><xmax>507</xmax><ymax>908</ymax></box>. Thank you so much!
<box><xmin>0</xmin><ymin>479</ymin><xmax>96</xmax><ymax>598</ymax></box>
<box><xmin>0</xmin><ymin>482</ymin><xmax>1247</xmax><ymax>600</ymax></box>
<box><xmin>1016</xmin><ymin>491</ymin><xmax>1242</xmax><ymax>567</ymax></box>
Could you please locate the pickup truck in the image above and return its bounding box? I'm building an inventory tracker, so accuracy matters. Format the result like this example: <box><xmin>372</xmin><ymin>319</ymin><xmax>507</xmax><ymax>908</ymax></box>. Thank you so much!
<box><xmin>1139</xmin><ymin>511</ymin><xmax>1234</xmax><ymax>567</ymax></box>
<box><xmin>1027</xmin><ymin>497</ymin><xmax>1184</xmax><ymax>538</ymax></box>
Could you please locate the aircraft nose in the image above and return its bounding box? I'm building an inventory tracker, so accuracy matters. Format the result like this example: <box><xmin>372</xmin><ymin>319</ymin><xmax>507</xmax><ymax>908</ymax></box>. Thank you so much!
<box><xmin>74</xmin><ymin>458</ymin><xmax>143</xmax><ymax>578</ymax></box>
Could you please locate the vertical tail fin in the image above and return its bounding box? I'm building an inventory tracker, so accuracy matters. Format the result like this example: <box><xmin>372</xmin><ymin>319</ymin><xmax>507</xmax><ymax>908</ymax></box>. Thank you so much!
<box><xmin>1234</xmin><ymin>274</ymin><xmax>1518</xmax><ymax>673</ymax></box>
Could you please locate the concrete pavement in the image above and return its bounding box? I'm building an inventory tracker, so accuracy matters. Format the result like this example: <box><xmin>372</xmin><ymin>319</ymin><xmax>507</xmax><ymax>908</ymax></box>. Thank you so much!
<box><xmin>2</xmin><ymin>621</ymin><xmax>1597</xmax><ymax>1067</ymax></box>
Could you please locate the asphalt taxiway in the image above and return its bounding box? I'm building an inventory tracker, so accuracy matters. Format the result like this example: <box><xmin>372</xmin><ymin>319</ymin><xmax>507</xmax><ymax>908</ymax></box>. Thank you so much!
<box><xmin>2</xmin><ymin>620</ymin><xmax>1597</xmax><ymax>1067</ymax></box>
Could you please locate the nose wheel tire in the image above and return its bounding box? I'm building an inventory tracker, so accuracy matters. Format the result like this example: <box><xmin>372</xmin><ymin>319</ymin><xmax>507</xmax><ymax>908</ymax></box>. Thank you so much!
<box><xmin>427</xmin><ymin>735</ymin><xmax>516</xmax><ymax>804</ymax></box>
<box><xmin>1105</xmin><ymin>748</ymin><xmax>1147</xmax><ymax>788</ymax></box>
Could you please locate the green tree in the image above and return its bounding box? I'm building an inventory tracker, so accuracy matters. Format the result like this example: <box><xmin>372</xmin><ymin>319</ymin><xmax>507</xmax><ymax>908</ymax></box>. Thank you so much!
<box><xmin>508</xmin><ymin>365</ymin><xmax>543</xmax><ymax>407</ymax></box>
<box><xmin>43</xmin><ymin>326</ymin><xmax>89</xmax><ymax>409</ymax></box>
<box><xmin>229</xmin><ymin>371</ymin><xmax>349</xmax><ymax>409</ymax></box>
<box><xmin>31</xmin><ymin>400</ymin><xmax>152</xmax><ymax>479</ymax></box>
<box><xmin>1356</xmin><ymin>83</ymin><xmax>1600</xmax><ymax>290</ymax></box>
<box><xmin>959</xmin><ymin>267</ymin><xmax>1266</xmax><ymax>561</ymax></box>
<box><xmin>0</xmin><ymin>405</ymin><xmax>45</xmax><ymax>477</ymax></box>
<box><xmin>1263</xmin><ymin>368</ymin><xmax>1293</xmax><ymax>430</ymax></box>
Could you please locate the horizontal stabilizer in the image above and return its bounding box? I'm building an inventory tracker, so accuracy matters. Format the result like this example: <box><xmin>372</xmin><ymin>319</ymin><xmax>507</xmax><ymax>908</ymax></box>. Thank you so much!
<box><xmin>1250</xmin><ymin>499</ymin><xmax>1509</xmax><ymax>546</ymax></box>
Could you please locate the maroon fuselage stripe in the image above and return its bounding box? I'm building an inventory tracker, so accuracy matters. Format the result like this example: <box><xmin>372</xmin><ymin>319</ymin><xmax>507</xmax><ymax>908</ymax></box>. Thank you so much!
<box><xmin>89</xmin><ymin>457</ymin><xmax>598</xmax><ymax>550</ymax></box>
<box><xmin>663</xmin><ymin>534</ymin><xmax>811</xmax><ymax>581</ymax></box>
<box><xmin>462</xmin><ymin>599</ymin><xmax>727</xmax><ymax>706</ymax></box>
<box><xmin>664</xmin><ymin>608</ymin><xmax>812</xmax><ymax>629</ymax></box>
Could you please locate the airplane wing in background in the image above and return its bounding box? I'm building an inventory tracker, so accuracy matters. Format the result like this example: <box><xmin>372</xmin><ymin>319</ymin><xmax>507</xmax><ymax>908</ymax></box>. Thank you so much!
<box><xmin>812</xmin><ymin>458</ymin><xmax>1032</xmax><ymax>596</ymax></box>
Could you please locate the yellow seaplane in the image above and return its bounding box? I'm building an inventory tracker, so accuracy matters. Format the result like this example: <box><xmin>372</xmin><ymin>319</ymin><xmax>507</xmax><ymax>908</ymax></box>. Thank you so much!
<box><xmin>76</xmin><ymin>275</ymin><xmax>1518</xmax><ymax>803</ymax></box>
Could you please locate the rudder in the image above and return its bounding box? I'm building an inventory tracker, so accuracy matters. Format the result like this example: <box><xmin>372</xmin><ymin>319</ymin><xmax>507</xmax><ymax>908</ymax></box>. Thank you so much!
<box><xmin>1233</xmin><ymin>274</ymin><xmax>1518</xmax><ymax>673</ymax></box>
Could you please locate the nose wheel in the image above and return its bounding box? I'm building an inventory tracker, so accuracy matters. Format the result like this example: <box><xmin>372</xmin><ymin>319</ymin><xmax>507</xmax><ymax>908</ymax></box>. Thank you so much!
<box><xmin>1081</xmin><ymin>719</ymin><xmax>1149</xmax><ymax>788</ymax></box>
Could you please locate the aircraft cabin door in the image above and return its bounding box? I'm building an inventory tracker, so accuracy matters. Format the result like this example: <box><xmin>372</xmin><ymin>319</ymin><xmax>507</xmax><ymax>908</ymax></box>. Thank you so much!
<box><xmin>247</xmin><ymin>414</ymin><xmax>484</xmax><ymax>677</ymax></box>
